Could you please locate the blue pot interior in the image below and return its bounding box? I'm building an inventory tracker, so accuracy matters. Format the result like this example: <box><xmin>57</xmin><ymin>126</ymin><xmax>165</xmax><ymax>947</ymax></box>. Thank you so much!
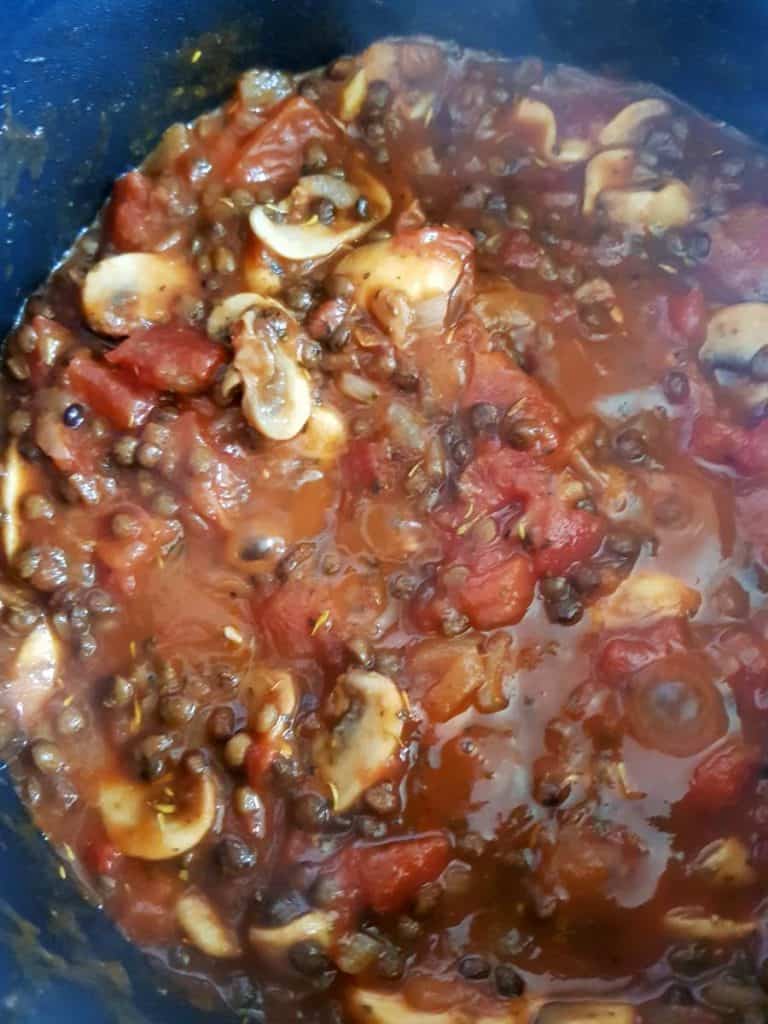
<box><xmin>2</xmin><ymin>0</ymin><xmax>768</xmax><ymax>1019</ymax></box>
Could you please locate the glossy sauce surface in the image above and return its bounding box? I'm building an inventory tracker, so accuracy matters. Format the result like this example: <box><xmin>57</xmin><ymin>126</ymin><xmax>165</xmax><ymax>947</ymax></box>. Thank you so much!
<box><xmin>3</xmin><ymin>35</ymin><xmax>768</xmax><ymax>1024</ymax></box>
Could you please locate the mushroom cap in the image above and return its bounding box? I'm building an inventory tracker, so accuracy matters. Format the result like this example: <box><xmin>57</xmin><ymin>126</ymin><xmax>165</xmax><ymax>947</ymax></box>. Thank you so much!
<box><xmin>176</xmin><ymin>890</ymin><xmax>241</xmax><ymax>958</ymax></box>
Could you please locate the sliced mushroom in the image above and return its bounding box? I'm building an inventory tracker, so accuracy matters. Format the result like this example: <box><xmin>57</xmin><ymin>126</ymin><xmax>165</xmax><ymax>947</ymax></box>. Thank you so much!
<box><xmin>536</xmin><ymin>1004</ymin><xmax>636</xmax><ymax>1024</ymax></box>
<box><xmin>699</xmin><ymin>302</ymin><xmax>768</xmax><ymax>373</ymax></box>
<box><xmin>690</xmin><ymin>837</ymin><xmax>756</xmax><ymax>887</ymax></box>
<box><xmin>98</xmin><ymin>771</ymin><xmax>216</xmax><ymax>860</ymax></box>
<box><xmin>313</xmin><ymin>670</ymin><xmax>405</xmax><ymax>811</ymax></box>
<box><xmin>295</xmin><ymin>406</ymin><xmax>348</xmax><ymax>464</ymax></box>
<box><xmin>592</xmin><ymin>572</ymin><xmax>701</xmax><ymax>629</ymax></box>
<box><xmin>207</xmin><ymin>293</ymin><xmax>291</xmax><ymax>341</ymax></box>
<box><xmin>12</xmin><ymin>619</ymin><xmax>59</xmax><ymax>727</ymax></box>
<box><xmin>511</xmin><ymin>98</ymin><xmax>593</xmax><ymax>165</ymax></box>
<box><xmin>346</xmin><ymin>988</ymin><xmax>533</xmax><ymax>1024</ymax></box>
<box><xmin>249</xmin><ymin>910</ymin><xmax>333</xmax><ymax>965</ymax></box>
<box><xmin>82</xmin><ymin>253</ymin><xmax>198</xmax><ymax>337</ymax></box>
<box><xmin>231</xmin><ymin>306</ymin><xmax>312</xmax><ymax>441</ymax></box>
<box><xmin>2</xmin><ymin>441</ymin><xmax>28</xmax><ymax>562</ymax></box>
<box><xmin>176</xmin><ymin>890</ymin><xmax>241</xmax><ymax>958</ymax></box>
<box><xmin>249</xmin><ymin>167</ymin><xmax>391</xmax><ymax>261</ymax></box>
<box><xmin>598</xmin><ymin>98</ymin><xmax>671</xmax><ymax>147</ymax></box>
<box><xmin>340</xmin><ymin>67</ymin><xmax>368</xmax><ymax>121</ymax></box>
<box><xmin>600</xmin><ymin>180</ymin><xmax>694</xmax><ymax>231</ymax></box>
<box><xmin>663</xmin><ymin>906</ymin><xmax>756</xmax><ymax>942</ymax></box>
<box><xmin>712</xmin><ymin>370</ymin><xmax>768</xmax><ymax>414</ymax></box>
<box><xmin>583</xmin><ymin>148</ymin><xmax>635</xmax><ymax>216</ymax></box>
<box><xmin>335</xmin><ymin>236</ymin><xmax>464</xmax><ymax>327</ymax></box>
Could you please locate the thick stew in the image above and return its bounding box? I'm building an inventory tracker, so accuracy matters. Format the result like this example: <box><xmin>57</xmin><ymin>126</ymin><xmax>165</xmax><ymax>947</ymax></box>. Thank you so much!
<box><xmin>4</xmin><ymin>35</ymin><xmax>768</xmax><ymax>1024</ymax></box>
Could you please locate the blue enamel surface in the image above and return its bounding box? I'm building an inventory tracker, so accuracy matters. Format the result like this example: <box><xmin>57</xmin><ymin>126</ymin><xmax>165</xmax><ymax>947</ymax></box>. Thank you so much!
<box><xmin>2</xmin><ymin>0</ymin><xmax>768</xmax><ymax>1019</ymax></box>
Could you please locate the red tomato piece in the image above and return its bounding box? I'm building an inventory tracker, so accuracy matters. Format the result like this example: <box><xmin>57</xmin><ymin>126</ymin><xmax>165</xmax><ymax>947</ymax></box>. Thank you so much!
<box><xmin>353</xmin><ymin>834</ymin><xmax>451</xmax><ymax>915</ymax></box>
<box><xmin>704</xmin><ymin>203</ymin><xmax>768</xmax><ymax>301</ymax></box>
<box><xmin>459</xmin><ymin>445</ymin><xmax>550</xmax><ymax>516</ymax></box>
<box><xmin>107</xmin><ymin>170</ymin><xmax>174</xmax><ymax>252</ymax></box>
<box><xmin>457</xmin><ymin>552</ymin><xmax>535</xmax><ymax>630</ymax></box>
<box><xmin>340</xmin><ymin>439</ymin><xmax>394</xmax><ymax>494</ymax></box>
<box><xmin>498</xmin><ymin>228</ymin><xmax>545</xmax><ymax>270</ymax></box>
<box><xmin>96</xmin><ymin>504</ymin><xmax>177</xmax><ymax>595</ymax></box>
<box><xmin>106</xmin><ymin>325</ymin><xmax>225</xmax><ymax>395</ymax></box>
<box><xmin>228</xmin><ymin>95</ymin><xmax>338</xmax><ymax>189</ymax></box>
<box><xmin>691</xmin><ymin>415</ymin><xmax>768</xmax><ymax>475</ymax></box>
<box><xmin>529</xmin><ymin>501</ymin><xmax>604</xmax><ymax>576</ymax></box>
<box><xmin>255</xmin><ymin>581</ymin><xmax>344</xmax><ymax>667</ymax></box>
<box><xmin>667</xmin><ymin>286</ymin><xmax>705</xmax><ymax>341</ymax></box>
<box><xmin>463</xmin><ymin>352</ymin><xmax>561</xmax><ymax>430</ymax></box>
<box><xmin>67</xmin><ymin>352</ymin><xmax>157</xmax><ymax>430</ymax></box>
<box><xmin>597</xmin><ymin>619</ymin><xmax>690</xmax><ymax>684</ymax></box>
<box><xmin>84</xmin><ymin>839</ymin><xmax>122</xmax><ymax>877</ymax></box>
<box><xmin>685</xmin><ymin>741</ymin><xmax>759</xmax><ymax>812</ymax></box>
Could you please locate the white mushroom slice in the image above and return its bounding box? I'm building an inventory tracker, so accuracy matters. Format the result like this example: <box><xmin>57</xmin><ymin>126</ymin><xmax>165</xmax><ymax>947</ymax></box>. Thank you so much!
<box><xmin>12</xmin><ymin>619</ymin><xmax>59</xmax><ymax>727</ymax></box>
<box><xmin>82</xmin><ymin>253</ymin><xmax>198</xmax><ymax>337</ymax></box>
<box><xmin>536</xmin><ymin>1004</ymin><xmax>636</xmax><ymax>1024</ymax></box>
<box><xmin>713</xmin><ymin>370</ymin><xmax>768</xmax><ymax>413</ymax></box>
<box><xmin>176</xmin><ymin>891</ymin><xmax>241</xmax><ymax>958</ymax></box>
<box><xmin>207</xmin><ymin>293</ymin><xmax>291</xmax><ymax>341</ymax></box>
<box><xmin>98</xmin><ymin>772</ymin><xmax>216</xmax><ymax>861</ymax></box>
<box><xmin>2</xmin><ymin>441</ymin><xmax>28</xmax><ymax>562</ymax></box>
<box><xmin>583</xmin><ymin>148</ymin><xmax>635</xmax><ymax>216</ymax></box>
<box><xmin>511</xmin><ymin>98</ymin><xmax>592</xmax><ymax>165</ymax></box>
<box><xmin>296</xmin><ymin>406</ymin><xmax>348</xmax><ymax>464</ymax></box>
<box><xmin>699</xmin><ymin>302</ymin><xmax>768</xmax><ymax>373</ymax></box>
<box><xmin>313</xmin><ymin>670</ymin><xmax>405</xmax><ymax>811</ymax></box>
<box><xmin>249</xmin><ymin>910</ymin><xmax>333</xmax><ymax>965</ymax></box>
<box><xmin>690</xmin><ymin>837</ymin><xmax>756</xmax><ymax>887</ymax></box>
<box><xmin>346</xmin><ymin>988</ymin><xmax>533</xmax><ymax>1024</ymax></box>
<box><xmin>664</xmin><ymin>906</ymin><xmax>756</xmax><ymax>942</ymax></box>
<box><xmin>592</xmin><ymin>572</ymin><xmax>701</xmax><ymax>629</ymax></box>
<box><xmin>249</xmin><ymin>168</ymin><xmax>391</xmax><ymax>261</ymax></box>
<box><xmin>600</xmin><ymin>180</ymin><xmax>694</xmax><ymax>231</ymax></box>
<box><xmin>598</xmin><ymin>98</ymin><xmax>671</xmax><ymax>147</ymax></box>
<box><xmin>335</xmin><ymin>237</ymin><xmax>463</xmax><ymax>324</ymax></box>
<box><xmin>340</xmin><ymin>67</ymin><xmax>368</xmax><ymax>121</ymax></box>
<box><xmin>232</xmin><ymin>307</ymin><xmax>312</xmax><ymax>441</ymax></box>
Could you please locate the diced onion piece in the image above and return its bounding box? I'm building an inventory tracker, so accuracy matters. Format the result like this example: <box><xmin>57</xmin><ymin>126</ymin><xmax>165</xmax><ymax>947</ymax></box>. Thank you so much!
<box><xmin>240</xmin><ymin>666</ymin><xmax>297</xmax><ymax>737</ymax></box>
<box><xmin>296</xmin><ymin>406</ymin><xmax>348</xmax><ymax>463</ymax></box>
<box><xmin>690</xmin><ymin>837</ymin><xmax>756</xmax><ymax>887</ymax></box>
<box><xmin>176</xmin><ymin>890</ymin><xmax>241</xmax><ymax>958</ymax></box>
<box><xmin>512</xmin><ymin>98</ymin><xmax>592</xmax><ymax>165</ymax></box>
<box><xmin>598</xmin><ymin>98</ymin><xmax>671</xmax><ymax>147</ymax></box>
<box><xmin>600</xmin><ymin>180</ymin><xmax>694</xmax><ymax>231</ymax></box>
<box><xmin>232</xmin><ymin>307</ymin><xmax>311</xmax><ymax>441</ymax></box>
<box><xmin>663</xmin><ymin>906</ymin><xmax>757</xmax><ymax>942</ymax></box>
<box><xmin>339</xmin><ymin>372</ymin><xmax>380</xmax><ymax>404</ymax></box>
<box><xmin>98</xmin><ymin>772</ymin><xmax>216</xmax><ymax>861</ymax></box>
<box><xmin>592</xmin><ymin>572</ymin><xmax>701</xmax><ymax>629</ymax></box>
<box><xmin>13</xmin><ymin>619</ymin><xmax>59</xmax><ymax>727</ymax></box>
<box><xmin>340</xmin><ymin>67</ymin><xmax>368</xmax><ymax>121</ymax></box>
<box><xmin>583</xmin><ymin>148</ymin><xmax>635</xmax><ymax>216</ymax></box>
<box><xmin>207</xmin><ymin>293</ymin><xmax>291</xmax><ymax>341</ymax></box>
<box><xmin>2</xmin><ymin>441</ymin><xmax>28</xmax><ymax>562</ymax></box>
<box><xmin>346</xmin><ymin>988</ymin><xmax>533</xmax><ymax>1024</ymax></box>
<box><xmin>249</xmin><ymin>168</ymin><xmax>391</xmax><ymax>261</ymax></box>
<box><xmin>249</xmin><ymin>911</ymin><xmax>334</xmax><ymax>965</ymax></box>
<box><xmin>699</xmin><ymin>302</ymin><xmax>768</xmax><ymax>373</ymax></box>
<box><xmin>336</xmin><ymin>237</ymin><xmax>463</xmax><ymax>319</ymax></box>
<box><xmin>313</xmin><ymin>670</ymin><xmax>405</xmax><ymax>811</ymax></box>
<box><xmin>82</xmin><ymin>253</ymin><xmax>198</xmax><ymax>337</ymax></box>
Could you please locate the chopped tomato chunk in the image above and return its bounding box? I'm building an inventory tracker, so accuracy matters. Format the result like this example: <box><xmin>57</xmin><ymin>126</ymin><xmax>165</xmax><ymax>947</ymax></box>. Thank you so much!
<box><xmin>684</xmin><ymin>741</ymin><xmax>759</xmax><ymax>811</ymax></box>
<box><xmin>66</xmin><ymin>352</ymin><xmax>157</xmax><ymax>429</ymax></box>
<box><xmin>352</xmin><ymin>834</ymin><xmax>451</xmax><ymax>915</ymax></box>
<box><xmin>228</xmin><ymin>95</ymin><xmax>338</xmax><ymax>189</ymax></box>
<box><xmin>108</xmin><ymin>170</ymin><xmax>174</xmax><ymax>252</ymax></box>
<box><xmin>456</xmin><ymin>552</ymin><xmax>535</xmax><ymax>630</ymax></box>
<box><xmin>105</xmin><ymin>325</ymin><xmax>225</xmax><ymax>394</ymax></box>
<box><xmin>691</xmin><ymin>415</ymin><xmax>768</xmax><ymax>475</ymax></box>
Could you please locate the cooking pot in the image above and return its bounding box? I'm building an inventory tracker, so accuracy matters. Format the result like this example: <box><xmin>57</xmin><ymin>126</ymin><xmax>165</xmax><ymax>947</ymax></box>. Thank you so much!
<box><xmin>2</xmin><ymin>0</ymin><xmax>768</xmax><ymax>1019</ymax></box>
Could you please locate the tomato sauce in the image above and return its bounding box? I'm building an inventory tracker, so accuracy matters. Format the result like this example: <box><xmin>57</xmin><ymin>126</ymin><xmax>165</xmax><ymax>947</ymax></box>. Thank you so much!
<box><xmin>3</xmin><ymin>35</ymin><xmax>768</xmax><ymax>1024</ymax></box>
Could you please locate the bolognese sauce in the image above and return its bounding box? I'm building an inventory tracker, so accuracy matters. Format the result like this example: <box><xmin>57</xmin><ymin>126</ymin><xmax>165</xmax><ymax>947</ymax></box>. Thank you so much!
<box><xmin>3</xmin><ymin>34</ymin><xmax>768</xmax><ymax>1024</ymax></box>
